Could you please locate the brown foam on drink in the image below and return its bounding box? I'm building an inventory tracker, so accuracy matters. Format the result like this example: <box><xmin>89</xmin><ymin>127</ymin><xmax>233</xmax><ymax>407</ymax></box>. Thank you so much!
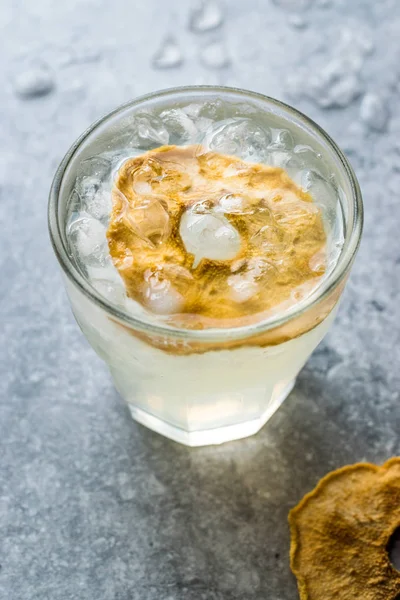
<box><xmin>289</xmin><ymin>458</ymin><xmax>400</xmax><ymax>600</ymax></box>
<box><xmin>106</xmin><ymin>145</ymin><xmax>327</xmax><ymax>329</ymax></box>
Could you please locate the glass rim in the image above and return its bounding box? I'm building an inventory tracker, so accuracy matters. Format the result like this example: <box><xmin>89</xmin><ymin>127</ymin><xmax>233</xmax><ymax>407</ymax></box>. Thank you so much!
<box><xmin>48</xmin><ymin>85</ymin><xmax>363</xmax><ymax>342</ymax></box>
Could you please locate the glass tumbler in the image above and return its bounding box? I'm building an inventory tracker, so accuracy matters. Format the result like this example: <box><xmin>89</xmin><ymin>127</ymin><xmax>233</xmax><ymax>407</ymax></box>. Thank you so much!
<box><xmin>48</xmin><ymin>86</ymin><xmax>363</xmax><ymax>446</ymax></box>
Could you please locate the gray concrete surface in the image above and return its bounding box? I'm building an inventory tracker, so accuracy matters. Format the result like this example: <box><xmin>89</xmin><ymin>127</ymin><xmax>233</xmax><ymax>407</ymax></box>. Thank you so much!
<box><xmin>1</xmin><ymin>0</ymin><xmax>400</xmax><ymax>598</ymax></box>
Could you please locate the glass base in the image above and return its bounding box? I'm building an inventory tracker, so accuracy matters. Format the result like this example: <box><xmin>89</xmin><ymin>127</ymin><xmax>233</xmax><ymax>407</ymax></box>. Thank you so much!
<box><xmin>128</xmin><ymin>378</ymin><xmax>295</xmax><ymax>447</ymax></box>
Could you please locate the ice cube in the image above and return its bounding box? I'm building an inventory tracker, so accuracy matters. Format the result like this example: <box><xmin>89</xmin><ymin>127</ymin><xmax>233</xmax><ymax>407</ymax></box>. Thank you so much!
<box><xmin>294</xmin><ymin>145</ymin><xmax>330</xmax><ymax>179</ymax></box>
<box><xmin>206</xmin><ymin>119</ymin><xmax>271</xmax><ymax>162</ymax></box>
<box><xmin>120</xmin><ymin>248</ymin><xmax>134</xmax><ymax>269</ymax></box>
<box><xmin>73</xmin><ymin>157</ymin><xmax>113</xmax><ymax>221</ymax></box>
<box><xmin>86</xmin><ymin>189</ymin><xmax>112</xmax><ymax>222</ymax></box>
<box><xmin>13</xmin><ymin>63</ymin><xmax>55</xmax><ymax>99</ymax></box>
<box><xmin>179</xmin><ymin>207</ymin><xmax>241</xmax><ymax>267</ymax></box>
<box><xmin>75</xmin><ymin>177</ymin><xmax>112</xmax><ymax>221</ymax></box>
<box><xmin>152</xmin><ymin>36</ymin><xmax>183</xmax><ymax>69</ymax></box>
<box><xmin>300</xmin><ymin>169</ymin><xmax>337</xmax><ymax>212</ymax></box>
<box><xmin>195</xmin><ymin>116</ymin><xmax>214</xmax><ymax>138</ymax></box>
<box><xmin>268</xmin><ymin>149</ymin><xmax>299</xmax><ymax>170</ymax></box>
<box><xmin>159</xmin><ymin>108</ymin><xmax>198</xmax><ymax>143</ymax></box>
<box><xmin>143</xmin><ymin>269</ymin><xmax>184</xmax><ymax>315</ymax></box>
<box><xmin>130</xmin><ymin>114</ymin><xmax>169</xmax><ymax>149</ymax></box>
<box><xmin>360</xmin><ymin>93</ymin><xmax>390</xmax><ymax>132</ymax></box>
<box><xmin>129</xmin><ymin>160</ymin><xmax>161</xmax><ymax>193</ymax></box>
<box><xmin>189</xmin><ymin>0</ymin><xmax>223</xmax><ymax>33</ymax></box>
<box><xmin>92</xmin><ymin>279</ymin><xmax>126</xmax><ymax>306</ymax></box>
<box><xmin>228</xmin><ymin>257</ymin><xmax>272</xmax><ymax>303</ymax></box>
<box><xmin>68</xmin><ymin>213</ymin><xmax>109</xmax><ymax>267</ymax></box>
<box><xmin>182</xmin><ymin>103</ymin><xmax>202</xmax><ymax>118</ymax></box>
<box><xmin>86</xmin><ymin>262</ymin><xmax>123</xmax><ymax>283</ymax></box>
<box><xmin>273</xmin><ymin>129</ymin><xmax>295</xmax><ymax>150</ymax></box>
<box><xmin>76</xmin><ymin>156</ymin><xmax>112</xmax><ymax>181</ymax></box>
<box><xmin>132</xmin><ymin>179</ymin><xmax>153</xmax><ymax>195</ymax></box>
<box><xmin>251</xmin><ymin>222</ymin><xmax>287</xmax><ymax>255</ymax></box>
<box><xmin>298</xmin><ymin>170</ymin><xmax>338</xmax><ymax>229</ymax></box>
<box><xmin>67</xmin><ymin>190</ymin><xmax>81</xmax><ymax>215</ymax></box>
<box><xmin>216</xmin><ymin>193</ymin><xmax>253</xmax><ymax>215</ymax></box>
<box><xmin>162</xmin><ymin>264</ymin><xmax>194</xmax><ymax>296</ymax></box>
<box><xmin>228</xmin><ymin>274</ymin><xmax>259</xmax><ymax>303</ymax></box>
<box><xmin>198</xmin><ymin>98</ymin><xmax>227</xmax><ymax>120</ymax></box>
<box><xmin>125</xmin><ymin>197</ymin><xmax>170</xmax><ymax>247</ymax></box>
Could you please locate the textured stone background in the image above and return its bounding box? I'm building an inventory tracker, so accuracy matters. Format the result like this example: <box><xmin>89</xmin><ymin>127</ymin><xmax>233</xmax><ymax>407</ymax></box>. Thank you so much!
<box><xmin>1</xmin><ymin>0</ymin><xmax>400</xmax><ymax>598</ymax></box>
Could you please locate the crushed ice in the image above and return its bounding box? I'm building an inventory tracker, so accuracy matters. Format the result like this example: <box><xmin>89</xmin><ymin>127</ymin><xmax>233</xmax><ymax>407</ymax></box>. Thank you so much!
<box><xmin>66</xmin><ymin>102</ymin><xmax>342</xmax><ymax>313</ymax></box>
<box><xmin>205</xmin><ymin>118</ymin><xmax>271</xmax><ymax>161</ymax></box>
<box><xmin>286</xmin><ymin>29</ymin><xmax>374</xmax><ymax>108</ymax></box>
